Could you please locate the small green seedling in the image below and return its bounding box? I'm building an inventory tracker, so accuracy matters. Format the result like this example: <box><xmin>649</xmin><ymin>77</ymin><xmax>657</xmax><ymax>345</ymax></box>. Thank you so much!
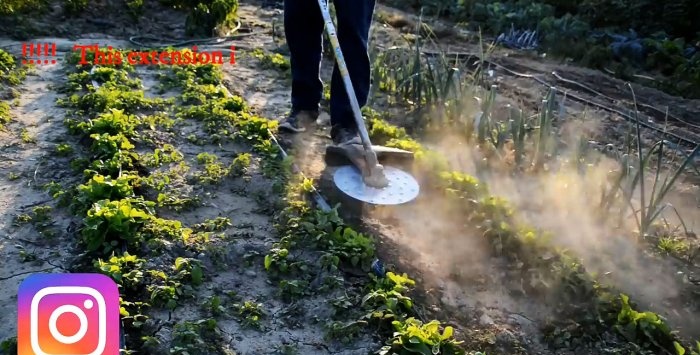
<box><xmin>233</xmin><ymin>301</ymin><xmax>265</xmax><ymax>330</ymax></box>
<box><xmin>55</xmin><ymin>143</ymin><xmax>74</xmax><ymax>156</ymax></box>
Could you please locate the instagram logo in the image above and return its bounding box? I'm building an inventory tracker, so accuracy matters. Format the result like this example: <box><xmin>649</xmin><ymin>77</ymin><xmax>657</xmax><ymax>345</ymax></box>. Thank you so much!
<box><xmin>17</xmin><ymin>273</ymin><xmax>120</xmax><ymax>355</ymax></box>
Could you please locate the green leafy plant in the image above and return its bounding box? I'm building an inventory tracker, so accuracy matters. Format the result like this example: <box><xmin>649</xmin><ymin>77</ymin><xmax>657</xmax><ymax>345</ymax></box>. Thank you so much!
<box><xmin>156</xmin><ymin>191</ymin><xmax>201</xmax><ymax>212</ymax></box>
<box><xmin>264</xmin><ymin>247</ymin><xmax>308</xmax><ymax>278</ymax></box>
<box><xmin>73</xmin><ymin>108</ymin><xmax>140</xmax><ymax>137</ymax></box>
<box><xmin>75</xmin><ymin>174</ymin><xmax>138</xmax><ymax>212</ymax></box>
<box><xmin>142</xmin><ymin>217</ymin><xmax>193</xmax><ymax>244</ymax></box>
<box><xmin>95</xmin><ymin>252</ymin><xmax>145</xmax><ymax>290</ymax></box>
<box><xmin>66</xmin><ymin>66</ymin><xmax>139</xmax><ymax>90</ymax></box>
<box><xmin>0</xmin><ymin>0</ymin><xmax>45</xmax><ymax>15</ymax></box>
<box><xmin>0</xmin><ymin>102</ymin><xmax>10</xmax><ymax>129</ymax></box>
<box><xmin>148</xmin><ymin>269</ymin><xmax>192</xmax><ymax>310</ymax></box>
<box><xmin>193</xmin><ymin>217</ymin><xmax>231</xmax><ymax>232</ymax></box>
<box><xmin>233</xmin><ymin>112</ymin><xmax>278</xmax><ymax>146</ymax></box>
<box><xmin>325</xmin><ymin>227</ymin><xmax>376</xmax><ymax>271</ymax></box>
<box><xmin>278</xmin><ymin>279</ymin><xmax>308</xmax><ymax>302</ymax></box>
<box><xmin>159</xmin><ymin>0</ymin><xmax>239</xmax><ymax>37</ymax></box>
<box><xmin>126</xmin><ymin>0</ymin><xmax>143</xmax><ymax>16</ymax></box>
<box><xmin>89</xmin><ymin>133</ymin><xmax>135</xmax><ymax>159</ymax></box>
<box><xmin>63</xmin><ymin>0</ymin><xmax>88</xmax><ymax>15</ymax></box>
<box><xmin>657</xmin><ymin>236</ymin><xmax>690</xmax><ymax>256</ymax></box>
<box><xmin>0</xmin><ymin>48</ymin><xmax>27</xmax><ymax>87</ymax></box>
<box><xmin>361</xmin><ymin>272</ymin><xmax>416</xmax><ymax>323</ymax></box>
<box><xmin>229</xmin><ymin>152</ymin><xmax>251</xmax><ymax>176</ymax></box>
<box><xmin>614</xmin><ymin>294</ymin><xmax>677</xmax><ymax>352</ymax></box>
<box><xmin>0</xmin><ymin>337</ymin><xmax>17</xmax><ymax>354</ymax></box>
<box><xmin>21</xmin><ymin>205</ymin><xmax>56</xmax><ymax>238</ymax></box>
<box><xmin>20</xmin><ymin>128</ymin><xmax>36</xmax><ymax>143</ymax></box>
<box><xmin>81</xmin><ymin>198</ymin><xmax>154</xmax><ymax>254</ymax></box>
<box><xmin>59</xmin><ymin>84</ymin><xmax>165</xmax><ymax>117</ymax></box>
<box><xmin>325</xmin><ymin>320</ymin><xmax>367</xmax><ymax>344</ymax></box>
<box><xmin>379</xmin><ymin>317</ymin><xmax>465</xmax><ymax>355</ymax></box>
<box><xmin>202</xmin><ymin>295</ymin><xmax>228</xmax><ymax>317</ymax></box>
<box><xmin>120</xmin><ymin>299</ymin><xmax>150</xmax><ymax>329</ymax></box>
<box><xmin>233</xmin><ymin>300</ymin><xmax>265</xmax><ymax>329</ymax></box>
<box><xmin>13</xmin><ymin>213</ymin><xmax>32</xmax><ymax>224</ymax></box>
<box><xmin>43</xmin><ymin>181</ymin><xmax>70</xmax><ymax>204</ymax></box>
<box><xmin>251</xmin><ymin>48</ymin><xmax>291</xmax><ymax>72</ymax></box>
<box><xmin>173</xmin><ymin>257</ymin><xmax>204</xmax><ymax>286</ymax></box>
<box><xmin>55</xmin><ymin>143</ymin><xmax>74</xmax><ymax>156</ymax></box>
<box><xmin>673</xmin><ymin>341</ymin><xmax>700</xmax><ymax>355</ymax></box>
<box><xmin>141</xmin><ymin>144</ymin><xmax>184</xmax><ymax>168</ymax></box>
<box><xmin>182</xmin><ymin>83</ymin><xmax>227</xmax><ymax>105</ymax></box>
<box><xmin>193</xmin><ymin>153</ymin><xmax>229</xmax><ymax>185</ymax></box>
<box><xmin>169</xmin><ymin>318</ymin><xmax>223</xmax><ymax>354</ymax></box>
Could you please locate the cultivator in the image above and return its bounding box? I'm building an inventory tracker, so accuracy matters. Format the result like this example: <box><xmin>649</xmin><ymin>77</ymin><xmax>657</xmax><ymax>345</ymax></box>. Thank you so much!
<box><xmin>316</xmin><ymin>0</ymin><xmax>420</xmax><ymax>206</ymax></box>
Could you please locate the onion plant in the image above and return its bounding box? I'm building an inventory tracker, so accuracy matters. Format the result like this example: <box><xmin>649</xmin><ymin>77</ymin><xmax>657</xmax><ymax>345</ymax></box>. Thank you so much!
<box><xmin>599</xmin><ymin>85</ymin><xmax>699</xmax><ymax>237</ymax></box>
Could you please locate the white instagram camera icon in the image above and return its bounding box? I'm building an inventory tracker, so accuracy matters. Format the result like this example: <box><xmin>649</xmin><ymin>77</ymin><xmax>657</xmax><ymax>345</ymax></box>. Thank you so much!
<box><xmin>30</xmin><ymin>286</ymin><xmax>107</xmax><ymax>355</ymax></box>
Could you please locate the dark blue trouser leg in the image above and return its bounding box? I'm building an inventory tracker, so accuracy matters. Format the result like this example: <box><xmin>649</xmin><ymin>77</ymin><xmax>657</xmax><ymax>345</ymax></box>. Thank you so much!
<box><xmin>284</xmin><ymin>0</ymin><xmax>324</xmax><ymax>112</ymax></box>
<box><xmin>330</xmin><ymin>0</ymin><xmax>376</xmax><ymax>133</ymax></box>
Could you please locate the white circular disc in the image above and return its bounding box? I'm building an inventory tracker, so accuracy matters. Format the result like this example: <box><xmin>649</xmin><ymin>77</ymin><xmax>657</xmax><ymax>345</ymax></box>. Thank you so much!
<box><xmin>333</xmin><ymin>165</ymin><xmax>420</xmax><ymax>205</ymax></box>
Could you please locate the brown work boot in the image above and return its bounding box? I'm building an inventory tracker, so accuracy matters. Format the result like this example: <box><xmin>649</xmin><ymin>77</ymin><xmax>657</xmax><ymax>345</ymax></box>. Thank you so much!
<box><xmin>278</xmin><ymin>109</ymin><xmax>319</xmax><ymax>133</ymax></box>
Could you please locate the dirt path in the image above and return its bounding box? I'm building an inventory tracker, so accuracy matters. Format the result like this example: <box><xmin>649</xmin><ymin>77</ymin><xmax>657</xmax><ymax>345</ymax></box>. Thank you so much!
<box><xmin>0</xmin><ymin>58</ymin><xmax>78</xmax><ymax>340</ymax></box>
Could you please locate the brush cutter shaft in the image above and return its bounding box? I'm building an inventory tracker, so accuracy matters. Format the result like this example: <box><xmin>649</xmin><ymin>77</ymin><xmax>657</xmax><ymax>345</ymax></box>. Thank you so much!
<box><xmin>315</xmin><ymin>1</ymin><xmax>419</xmax><ymax>202</ymax></box>
<box><xmin>317</xmin><ymin>0</ymin><xmax>378</xmax><ymax>168</ymax></box>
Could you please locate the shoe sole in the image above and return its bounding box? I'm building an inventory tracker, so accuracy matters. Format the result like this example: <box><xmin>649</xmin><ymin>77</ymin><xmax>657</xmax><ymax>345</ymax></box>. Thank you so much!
<box><xmin>278</xmin><ymin>123</ymin><xmax>306</xmax><ymax>133</ymax></box>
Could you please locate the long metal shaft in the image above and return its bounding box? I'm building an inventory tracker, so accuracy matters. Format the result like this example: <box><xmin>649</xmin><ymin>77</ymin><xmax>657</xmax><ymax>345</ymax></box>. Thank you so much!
<box><xmin>317</xmin><ymin>0</ymin><xmax>379</xmax><ymax>169</ymax></box>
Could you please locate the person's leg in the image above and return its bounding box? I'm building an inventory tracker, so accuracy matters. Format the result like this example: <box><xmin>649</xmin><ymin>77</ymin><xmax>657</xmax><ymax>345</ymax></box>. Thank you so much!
<box><xmin>329</xmin><ymin>0</ymin><xmax>376</xmax><ymax>144</ymax></box>
<box><xmin>279</xmin><ymin>0</ymin><xmax>325</xmax><ymax>133</ymax></box>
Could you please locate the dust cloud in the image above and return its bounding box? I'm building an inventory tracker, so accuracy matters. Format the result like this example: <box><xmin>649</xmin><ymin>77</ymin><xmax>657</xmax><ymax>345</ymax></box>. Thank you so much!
<box><xmin>372</xmin><ymin>108</ymin><xmax>699</xmax><ymax>335</ymax></box>
<box><xmin>410</xmin><ymin>112</ymin><xmax>700</xmax><ymax>329</ymax></box>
